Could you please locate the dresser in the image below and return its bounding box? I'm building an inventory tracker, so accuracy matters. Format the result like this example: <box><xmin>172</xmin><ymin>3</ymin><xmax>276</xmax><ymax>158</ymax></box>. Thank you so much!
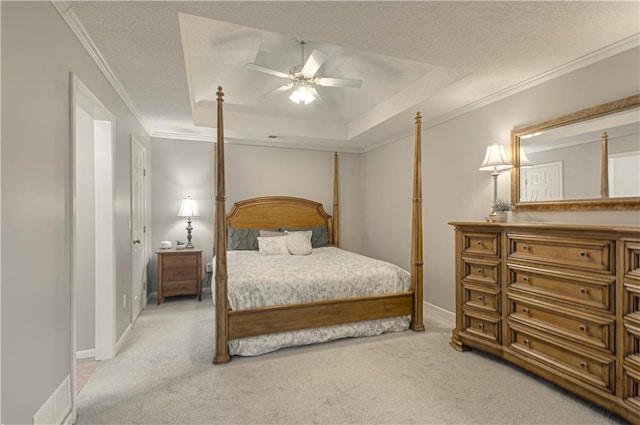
<box><xmin>156</xmin><ymin>248</ymin><xmax>203</xmax><ymax>304</ymax></box>
<box><xmin>449</xmin><ymin>222</ymin><xmax>640</xmax><ymax>424</ymax></box>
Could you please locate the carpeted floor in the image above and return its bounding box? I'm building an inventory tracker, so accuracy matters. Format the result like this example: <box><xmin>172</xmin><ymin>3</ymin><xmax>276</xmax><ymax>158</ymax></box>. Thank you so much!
<box><xmin>76</xmin><ymin>293</ymin><xmax>627</xmax><ymax>424</ymax></box>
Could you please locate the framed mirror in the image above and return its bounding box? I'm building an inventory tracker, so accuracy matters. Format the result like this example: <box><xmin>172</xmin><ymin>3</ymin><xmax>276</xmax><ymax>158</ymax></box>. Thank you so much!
<box><xmin>511</xmin><ymin>94</ymin><xmax>640</xmax><ymax>211</ymax></box>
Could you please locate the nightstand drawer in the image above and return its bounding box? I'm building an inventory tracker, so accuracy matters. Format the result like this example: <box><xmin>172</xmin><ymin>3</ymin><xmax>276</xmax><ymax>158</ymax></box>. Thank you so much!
<box><xmin>509</xmin><ymin>324</ymin><xmax>615</xmax><ymax>393</ymax></box>
<box><xmin>163</xmin><ymin>280</ymin><xmax>198</xmax><ymax>296</ymax></box>
<box><xmin>508</xmin><ymin>233</ymin><xmax>614</xmax><ymax>273</ymax></box>
<box><xmin>462</xmin><ymin>232</ymin><xmax>499</xmax><ymax>257</ymax></box>
<box><xmin>163</xmin><ymin>267</ymin><xmax>197</xmax><ymax>282</ymax></box>
<box><xmin>163</xmin><ymin>254</ymin><xmax>198</xmax><ymax>268</ymax></box>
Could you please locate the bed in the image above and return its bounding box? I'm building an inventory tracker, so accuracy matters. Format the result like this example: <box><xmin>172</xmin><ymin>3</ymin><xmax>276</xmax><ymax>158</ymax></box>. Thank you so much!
<box><xmin>213</xmin><ymin>87</ymin><xmax>425</xmax><ymax>363</ymax></box>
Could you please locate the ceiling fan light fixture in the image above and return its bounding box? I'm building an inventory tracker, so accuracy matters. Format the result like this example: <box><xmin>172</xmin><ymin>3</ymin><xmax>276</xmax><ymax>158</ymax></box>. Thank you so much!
<box><xmin>289</xmin><ymin>85</ymin><xmax>316</xmax><ymax>105</ymax></box>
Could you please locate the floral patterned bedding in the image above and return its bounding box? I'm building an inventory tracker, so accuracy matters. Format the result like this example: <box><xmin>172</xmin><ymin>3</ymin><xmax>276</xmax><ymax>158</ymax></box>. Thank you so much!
<box><xmin>215</xmin><ymin>247</ymin><xmax>411</xmax><ymax>356</ymax></box>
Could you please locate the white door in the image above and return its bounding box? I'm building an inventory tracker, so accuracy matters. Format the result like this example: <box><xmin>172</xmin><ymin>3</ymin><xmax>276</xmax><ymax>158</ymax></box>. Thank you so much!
<box><xmin>609</xmin><ymin>151</ymin><xmax>640</xmax><ymax>197</ymax></box>
<box><xmin>131</xmin><ymin>136</ymin><xmax>147</xmax><ymax>321</ymax></box>
<box><xmin>522</xmin><ymin>161</ymin><xmax>563</xmax><ymax>201</ymax></box>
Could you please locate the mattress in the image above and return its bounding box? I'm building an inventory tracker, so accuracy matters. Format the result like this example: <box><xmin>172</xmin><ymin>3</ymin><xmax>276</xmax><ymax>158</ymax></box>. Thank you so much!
<box><xmin>214</xmin><ymin>247</ymin><xmax>411</xmax><ymax>356</ymax></box>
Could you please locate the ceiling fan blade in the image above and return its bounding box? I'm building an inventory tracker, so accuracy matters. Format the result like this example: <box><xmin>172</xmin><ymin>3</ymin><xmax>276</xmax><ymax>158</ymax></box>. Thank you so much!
<box><xmin>301</xmin><ymin>49</ymin><xmax>328</xmax><ymax>76</ymax></box>
<box><xmin>316</xmin><ymin>77</ymin><xmax>362</xmax><ymax>88</ymax></box>
<box><xmin>246</xmin><ymin>63</ymin><xmax>290</xmax><ymax>80</ymax></box>
<box><xmin>259</xmin><ymin>83</ymin><xmax>294</xmax><ymax>98</ymax></box>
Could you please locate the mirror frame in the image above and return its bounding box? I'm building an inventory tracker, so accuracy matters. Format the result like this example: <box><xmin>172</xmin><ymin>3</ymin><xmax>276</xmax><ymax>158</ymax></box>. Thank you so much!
<box><xmin>511</xmin><ymin>94</ymin><xmax>640</xmax><ymax>211</ymax></box>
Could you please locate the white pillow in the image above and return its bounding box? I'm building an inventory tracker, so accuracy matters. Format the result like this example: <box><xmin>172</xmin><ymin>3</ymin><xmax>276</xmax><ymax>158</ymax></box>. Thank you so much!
<box><xmin>257</xmin><ymin>236</ymin><xmax>289</xmax><ymax>255</ymax></box>
<box><xmin>286</xmin><ymin>232</ymin><xmax>313</xmax><ymax>255</ymax></box>
<box><xmin>284</xmin><ymin>230</ymin><xmax>312</xmax><ymax>240</ymax></box>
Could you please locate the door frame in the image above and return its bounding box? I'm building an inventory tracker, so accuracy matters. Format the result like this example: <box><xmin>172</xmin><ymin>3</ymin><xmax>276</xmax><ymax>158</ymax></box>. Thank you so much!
<box><xmin>70</xmin><ymin>73</ymin><xmax>116</xmax><ymax>422</ymax></box>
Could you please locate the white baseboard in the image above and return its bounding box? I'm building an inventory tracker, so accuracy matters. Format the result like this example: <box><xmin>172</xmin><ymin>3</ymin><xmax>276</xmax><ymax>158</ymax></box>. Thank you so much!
<box><xmin>147</xmin><ymin>291</ymin><xmax>156</xmax><ymax>303</ymax></box>
<box><xmin>33</xmin><ymin>375</ymin><xmax>71</xmax><ymax>425</ymax></box>
<box><xmin>114</xmin><ymin>322</ymin><xmax>132</xmax><ymax>356</ymax></box>
<box><xmin>75</xmin><ymin>348</ymin><xmax>95</xmax><ymax>359</ymax></box>
<box><xmin>424</xmin><ymin>300</ymin><xmax>455</xmax><ymax>319</ymax></box>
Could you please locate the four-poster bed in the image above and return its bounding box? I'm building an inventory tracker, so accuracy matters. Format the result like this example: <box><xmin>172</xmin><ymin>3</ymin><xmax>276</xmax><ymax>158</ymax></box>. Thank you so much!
<box><xmin>213</xmin><ymin>87</ymin><xmax>424</xmax><ymax>363</ymax></box>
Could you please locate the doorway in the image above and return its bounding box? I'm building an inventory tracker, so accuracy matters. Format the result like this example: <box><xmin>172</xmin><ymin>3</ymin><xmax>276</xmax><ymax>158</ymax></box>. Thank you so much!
<box><xmin>70</xmin><ymin>74</ymin><xmax>116</xmax><ymax>423</ymax></box>
<box><xmin>131</xmin><ymin>135</ymin><xmax>147</xmax><ymax>321</ymax></box>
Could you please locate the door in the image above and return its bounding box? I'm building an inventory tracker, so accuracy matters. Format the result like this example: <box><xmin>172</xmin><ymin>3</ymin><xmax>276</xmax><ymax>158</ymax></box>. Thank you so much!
<box><xmin>521</xmin><ymin>161</ymin><xmax>563</xmax><ymax>202</ymax></box>
<box><xmin>131</xmin><ymin>135</ymin><xmax>147</xmax><ymax>321</ymax></box>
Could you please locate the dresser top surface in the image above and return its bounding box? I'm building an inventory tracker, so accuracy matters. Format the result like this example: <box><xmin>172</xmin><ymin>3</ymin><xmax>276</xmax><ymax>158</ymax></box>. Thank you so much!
<box><xmin>448</xmin><ymin>221</ymin><xmax>640</xmax><ymax>234</ymax></box>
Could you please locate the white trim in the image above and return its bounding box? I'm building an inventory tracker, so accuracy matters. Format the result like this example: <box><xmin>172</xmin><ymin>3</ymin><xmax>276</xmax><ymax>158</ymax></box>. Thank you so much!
<box><xmin>424</xmin><ymin>300</ymin><xmax>455</xmax><ymax>319</ymax></box>
<box><xmin>52</xmin><ymin>1</ymin><xmax>153</xmax><ymax>136</ymax></box>
<box><xmin>75</xmin><ymin>349</ymin><xmax>96</xmax><ymax>360</ymax></box>
<box><xmin>32</xmin><ymin>375</ymin><xmax>72</xmax><ymax>425</ymax></box>
<box><xmin>115</xmin><ymin>323</ymin><xmax>133</xmax><ymax>355</ymax></box>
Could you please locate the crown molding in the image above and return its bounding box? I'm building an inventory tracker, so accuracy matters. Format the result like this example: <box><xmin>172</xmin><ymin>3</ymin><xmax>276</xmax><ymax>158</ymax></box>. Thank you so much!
<box><xmin>51</xmin><ymin>1</ymin><xmax>154</xmax><ymax>136</ymax></box>
<box><xmin>422</xmin><ymin>33</ymin><xmax>640</xmax><ymax>131</ymax></box>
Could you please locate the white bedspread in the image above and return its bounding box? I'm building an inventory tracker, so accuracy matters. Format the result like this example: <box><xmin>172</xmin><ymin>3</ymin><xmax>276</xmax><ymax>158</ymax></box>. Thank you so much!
<box><xmin>215</xmin><ymin>247</ymin><xmax>411</xmax><ymax>356</ymax></box>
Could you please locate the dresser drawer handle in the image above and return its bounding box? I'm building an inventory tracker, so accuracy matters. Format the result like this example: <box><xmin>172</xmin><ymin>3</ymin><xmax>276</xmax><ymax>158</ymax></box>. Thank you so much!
<box><xmin>522</xmin><ymin>245</ymin><xmax>529</xmax><ymax>251</ymax></box>
<box><xmin>522</xmin><ymin>308</ymin><xmax>529</xmax><ymax>314</ymax></box>
<box><xmin>477</xmin><ymin>268</ymin><xmax>484</xmax><ymax>274</ymax></box>
<box><xmin>579</xmin><ymin>325</ymin><xmax>587</xmax><ymax>332</ymax></box>
<box><xmin>579</xmin><ymin>287</ymin><xmax>588</xmax><ymax>295</ymax></box>
<box><xmin>522</xmin><ymin>276</ymin><xmax>529</xmax><ymax>282</ymax></box>
<box><xmin>477</xmin><ymin>241</ymin><xmax>482</xmax><ymax>246</ymax></box>
<box><xmin>523</xmin><ymin>339</ymin><xmax>529</xmax><ymax>345</ymax></box>
<box><xmin>477</xmin><ymin>295</ymin><xmax>484</xmax><ymax>302</ymax></box>
<box><xmin>579</xmin><ymin>361</ymin><xmax>588</xmax><ymax>369</ymax></box>
<box><xmin>478</xmin><ymin>323</ymin><xmax>484</xmax><ymax>329</ymax></box>
<box><xmin>579</xmin><ymin>251</ymin><xmax>588</xmax><ymax>258</ymax></box>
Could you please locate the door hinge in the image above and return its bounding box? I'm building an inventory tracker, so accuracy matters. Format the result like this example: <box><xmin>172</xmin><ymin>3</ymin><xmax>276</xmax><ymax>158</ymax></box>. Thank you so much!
<box><xmin>143</xmin><ymin>225</ymin><xmax>146</xmax><ymax>233</ymax></box>
<box><xmin>143</xmin><ymin>168</ymin><xmax>146</xmax><ymax>177</ymax></box>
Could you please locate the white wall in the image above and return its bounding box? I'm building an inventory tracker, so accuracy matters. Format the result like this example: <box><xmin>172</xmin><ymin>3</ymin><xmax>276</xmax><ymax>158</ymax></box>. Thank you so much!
<box><xmin>363</xmin><ymin>47</ymin><xmax>640</xmax><ymax>312</ymax></box>
<box><xmin>1</xmin><ymin>3</ymin><xmax>150</xmax><ymax>423</ymax></box>
<box><xmin>150</xmin><ymin>139</ymin><xmax>362</xmax><ymax>293</ymax></box>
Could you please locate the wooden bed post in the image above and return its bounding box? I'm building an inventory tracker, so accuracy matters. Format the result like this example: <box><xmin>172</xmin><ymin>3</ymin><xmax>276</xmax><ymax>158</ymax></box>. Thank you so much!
<box><xmin>333</xmin><ymin>152</ymin><xmax>340</xmax><ymax>247</ymax></box>
<box><xmin>601</xmin><ymin>131</ymin><xmax>609</xmax><ymax>199</ymax></box>
<box><xmin>213</xmin><ymin>87</ymin><xmax>231</xmax><ymax>364</ymax></box>
<box><xmin>410</xmin><ymin>112</ymin><xmax>425</xmax><ymax>332</ymax></box>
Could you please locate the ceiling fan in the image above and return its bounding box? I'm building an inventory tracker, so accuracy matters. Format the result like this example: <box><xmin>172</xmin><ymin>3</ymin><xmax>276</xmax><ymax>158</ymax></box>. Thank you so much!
<box><xmin>246</xmin><ymin>40</ymin><xmax>363</xmax><ymax>104</ymax></box>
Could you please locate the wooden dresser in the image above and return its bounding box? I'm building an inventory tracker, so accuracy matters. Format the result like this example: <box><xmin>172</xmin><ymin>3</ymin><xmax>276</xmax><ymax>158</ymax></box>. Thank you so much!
<box><xmin>449</xmin><ymin>222</ymin><xmax>640</xmax><ymax>424</ymax></box>
<box><xmin>156</xmin><ymin>248</ymin><xmax>203</xmax><ymax>305</ymax></box>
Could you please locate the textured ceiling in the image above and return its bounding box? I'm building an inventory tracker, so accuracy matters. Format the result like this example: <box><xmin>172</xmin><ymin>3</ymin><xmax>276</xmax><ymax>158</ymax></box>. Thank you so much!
<box><xmin>64</xmin><ymin>1</ymin><xmax>640</xmax><ymax>151</ymax></box>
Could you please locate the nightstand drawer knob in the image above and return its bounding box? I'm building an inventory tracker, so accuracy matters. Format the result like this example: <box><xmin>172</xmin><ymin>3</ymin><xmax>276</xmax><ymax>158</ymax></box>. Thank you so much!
<box><xmin>579</xmin><ymin>251</ymin><xmax>588</xmax><ymax>257</ymax></box>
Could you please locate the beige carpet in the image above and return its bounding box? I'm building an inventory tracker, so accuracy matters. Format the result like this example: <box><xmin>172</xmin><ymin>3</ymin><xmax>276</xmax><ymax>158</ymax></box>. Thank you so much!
<box><xmin>76</xmin><ymin>293</ymin><xmax>626</xmax><ymax>424</ymax></box>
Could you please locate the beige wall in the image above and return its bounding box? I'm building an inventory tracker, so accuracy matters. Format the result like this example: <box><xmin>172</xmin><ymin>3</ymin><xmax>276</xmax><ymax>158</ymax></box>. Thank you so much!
<box><xmin>1</xmin><ymin>2</ymin><xmax>150</xmax><ymax>423</ymax></box>
<box><xmin>362</xmin><ymin>47</ymin><xmax>640</xmax><ymax>312</ymax></box>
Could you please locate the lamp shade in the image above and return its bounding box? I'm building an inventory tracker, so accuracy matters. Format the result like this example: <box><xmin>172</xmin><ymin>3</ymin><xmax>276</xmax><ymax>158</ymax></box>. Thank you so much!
<box><xmin>289</xmin><ymin>85</ymin><xmax>316</xmax><ymax>105</ymax></box>
<box><xmin>519</xmin><ymin>148</ymin><xmax>534</xmax><ymax>168</ymax></box>
<box><xmin>178</xmin><ymin>196</ymin><xmax>200</xmax><ymax>217</ymax></box>
<box><xmin>479</xmin><ymin>144</ymin><xmax>513</xmax><ymax>171</ymax></box>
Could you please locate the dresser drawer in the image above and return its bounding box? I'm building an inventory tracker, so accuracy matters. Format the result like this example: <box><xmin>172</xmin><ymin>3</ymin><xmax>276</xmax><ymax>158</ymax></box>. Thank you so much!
<box><xmin>508</xmin><ymin>233</ymin><xmax>614</xmax><ymax>273</ymax></box>
<box><xmin>462</xmin><ymin>258</ymin><xmax>500</xmax><ymax>286</ymax></box>
<box><xmin>624</xmin><ymin>366</ymin><xmax>640</xmax><ymax>414</ymax></box>
<box><xmin>509</xmin><ymin>324</ymin><xmax>615</xmax><ymax>393</ymax></box>
<box><xmin>626</xmin><ymin>282</ymin><xmax>640</xmax><ymax>324</ymax></box>
<box><xmin>509</xmin><ymin>296</ymin><xmax>614</xmax><ymax>352</ymax></box>
<box><xmin>464</xmin><ymin>283</ymin><xmax>500</xmax><ymax>313</ymax></box>
<box><xmin>509</xmin><ymin>265</ymin><xmax>614</xmax><ymax>313</ymax></box>
<box><xmin>625</xmin><ymin>324</ymin><xmax>640</xmax><ymax>368</ymax></box>
<box><xmin>462</xmin><ymin>231</ymin><xmax>499</xmax><ymax>257</ymax></box>
<box><xmin>462</xmin><ymin>311</ymin><xmax>501</xmax><ymax>344</ymax></box>
<box><xmin>626</xmin><ymin>242</ymin><xmax>640</xmax><ymax>282</ymax></box>
<box><xmin>162</xmin><ymin>254</ymin><xmax>198</xmax><ymax>268</ymax></box>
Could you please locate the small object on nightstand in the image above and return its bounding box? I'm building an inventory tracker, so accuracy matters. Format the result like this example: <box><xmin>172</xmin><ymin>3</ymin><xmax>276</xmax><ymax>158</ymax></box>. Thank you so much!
<box><xmin>156</xmin><ymin>248</ymin><xmax>203</xmax><ymax>305</ymax></box>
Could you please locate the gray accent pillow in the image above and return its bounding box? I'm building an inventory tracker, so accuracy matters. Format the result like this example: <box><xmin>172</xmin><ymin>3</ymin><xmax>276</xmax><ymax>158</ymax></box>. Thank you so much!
<box><xmin>227</xmin><ymin>227</ymin><xmax>260</xmax><ymax>250</ymax></box>
<box><xmin>281</xmin><ymin>226</ymin><xmax>330</xmax><ymax>248</ymax></box>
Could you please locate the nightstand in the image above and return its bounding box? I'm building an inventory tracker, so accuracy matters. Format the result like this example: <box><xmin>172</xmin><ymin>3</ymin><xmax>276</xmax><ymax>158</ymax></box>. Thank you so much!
<box><xmin>156</xmin><ymin>248</ymin><xmax>203</xmax><ymax>304</ymax></box>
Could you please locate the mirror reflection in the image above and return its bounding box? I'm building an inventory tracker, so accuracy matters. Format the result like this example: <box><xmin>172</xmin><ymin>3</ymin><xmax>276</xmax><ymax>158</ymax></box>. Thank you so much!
<box><xmin>519</xmin><ymin>108</ymin><xmax>640</xmax><ymax>202</ymax></box>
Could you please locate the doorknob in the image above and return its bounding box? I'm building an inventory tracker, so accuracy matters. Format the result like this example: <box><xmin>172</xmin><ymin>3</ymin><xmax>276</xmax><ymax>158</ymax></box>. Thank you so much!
<box><xmin>133</xmin><ymin>239</ymin><xmax>141</xmax><ymax>245</ymax></box>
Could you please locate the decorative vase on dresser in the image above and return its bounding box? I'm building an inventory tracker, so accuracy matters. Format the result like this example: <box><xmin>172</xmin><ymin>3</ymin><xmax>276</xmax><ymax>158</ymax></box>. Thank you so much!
<box><xmin>449</xmin><ymin>222</ymin><xmax>640</xmax><ymax>424</ymax></box>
